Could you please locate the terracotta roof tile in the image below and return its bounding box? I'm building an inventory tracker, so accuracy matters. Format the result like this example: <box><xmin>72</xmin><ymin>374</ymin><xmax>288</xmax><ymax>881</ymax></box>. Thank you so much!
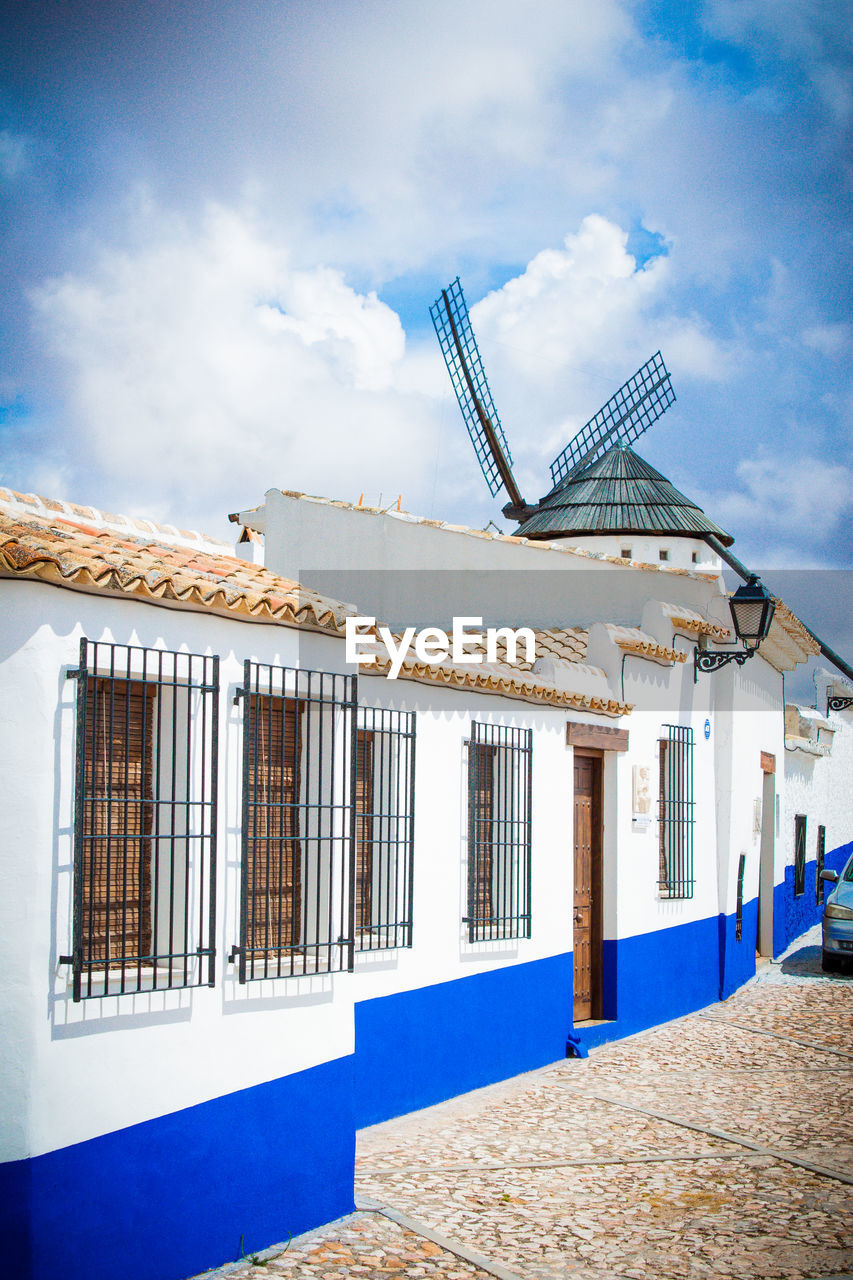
<box><xmin>0</xmin><ymin>505</ymin><xmax>355</xmax><ymax>634</ymax></box>
<box><xmin>658</xmin><ymin>602</ymin><xmax>731</xmax><ymax>641</ymax></box>
<box><xmin>463</xmin><ymin>626</ymin><xmax>588</xmax><ymax>671</ymax></box>
<box><xmin>372</xmin><ymin>625</ymin><xmax>625</xmax><ymax>713</ymax></box>
<box><xmin>770</xmin><ymin>597</ymin><xmax>820</xmax><ymax>657</ymax></box>
<box><xmin>0</xmin><ymin>487</ymin><xmax>232</xmax><ymax>553</ymax></box>
<box><xmin>362</xmin><ymin>650</ymin><xmax>630</xmax><ymax>718</ymax></box>
<box><xmin>603</xmin><ymin>624</ymin><xmax>688</xmax><ymax>664</ymax></box>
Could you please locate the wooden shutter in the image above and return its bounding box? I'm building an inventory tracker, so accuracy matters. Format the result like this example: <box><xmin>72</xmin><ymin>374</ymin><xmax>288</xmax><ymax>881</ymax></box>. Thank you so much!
<box><xmin>82</xmin><ymin>679</ymin><xmax>154</xmax><ymax>966</ymax></box>
<box><xmin>246</xmin><ymin>695</ymin><xmax>302</xmax><ymax>954</ymax></box>
<box><xmin>469</xmin><ymin>743</ymin><xmax>495</xmax><ymax>928</ymax></box>
<box><xmin>355</xmin><ymin>729</ymin><xmax>374</xmax><ymax>933</ymax></box>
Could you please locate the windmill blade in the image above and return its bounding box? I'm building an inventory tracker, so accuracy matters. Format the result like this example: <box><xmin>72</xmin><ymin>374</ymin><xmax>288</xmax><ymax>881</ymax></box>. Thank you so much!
<box><xmin>549</xmin><ymin>352</ymin><xmax>675</xmax><ymax>488</ymax></box>
<box><xmin>430</xmin><ymin>278</ymin><xmax>525</xmax><ymax>509</ymax></box>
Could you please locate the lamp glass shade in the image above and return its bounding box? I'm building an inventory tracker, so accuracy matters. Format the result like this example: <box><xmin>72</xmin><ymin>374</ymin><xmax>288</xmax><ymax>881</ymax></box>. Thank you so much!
<box><xmin>729</xmin><ymin>577</ymin><xmax>776</xmax><ymax>648</ymax></box>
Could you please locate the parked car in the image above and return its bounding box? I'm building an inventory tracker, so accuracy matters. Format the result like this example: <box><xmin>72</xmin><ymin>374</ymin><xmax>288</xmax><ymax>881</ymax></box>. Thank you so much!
<box><xmin>821</xmin><ymin>851</ymin><xmax>853</xmax><ymax>973</ymax></box>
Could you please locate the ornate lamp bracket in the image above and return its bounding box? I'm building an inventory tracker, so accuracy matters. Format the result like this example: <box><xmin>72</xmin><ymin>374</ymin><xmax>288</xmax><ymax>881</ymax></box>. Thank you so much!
<box><xmin>694</xmin><ymin>648</ymin><xmax>754</xmax><ymax>682</ymax></box>
<box><xmin>828</xmin><ymin>694</ymin><xmax>853</xmax><ymax>714</ymax></box>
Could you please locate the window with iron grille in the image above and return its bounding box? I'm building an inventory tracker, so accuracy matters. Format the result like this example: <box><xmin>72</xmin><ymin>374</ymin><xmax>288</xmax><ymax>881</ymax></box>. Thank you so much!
<box><xmin>355</xmin><ymin>707</ymin><xmax>416</xmax><ymax>951</ymax></box>
<box><xmin>236</xmin><ymin>662</ymin><xmax>356</xmax><ymax>981</ymax></box>
<box><xmin>794</xmin><ymin>814</ymin><xmax>806</xmax><ymax>897</ymax></box>
<box><xmin>658</xmin><ymin>725</ymin><xmax>695</xmax><ymax>899</ymax></box>
<box><xmin>816</xmin><ymin>824</ymin><xmax>826</xmax><ymax>904</ymax></box>
<box><xmin>466</xmin><ymin>723</ymin><xmax>532</xmax><ymax>942</ymax></box>
<box><xmin>66</xmin><ymin>639</ymin><xmax>218</xmax><ymax>1001</ymax></box>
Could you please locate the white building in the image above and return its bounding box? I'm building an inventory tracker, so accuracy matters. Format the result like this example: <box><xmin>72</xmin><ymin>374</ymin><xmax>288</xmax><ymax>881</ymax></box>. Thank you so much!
<box><xmin>1</xmin><ymin>481</ymin><xmax>850</xmax><ymax>1280</ymax></box>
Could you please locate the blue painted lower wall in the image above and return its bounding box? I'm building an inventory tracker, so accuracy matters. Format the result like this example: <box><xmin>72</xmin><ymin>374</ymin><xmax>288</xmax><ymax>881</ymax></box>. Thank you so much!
<box><xmin>14</xmin><ymin>849</ymin><xmax>852</xmax><ymax>1280</ymax></box>
<box><xmin>355</xmin><ymin>904</ymin><xmax>771</xmax><ymax>1115</ymax></box>
<box><xmin>580</xmin><ymin>905</ymin><xmax>757</xmax><ymax>1050</ymax></box>
<box><xmin>354</xmin><ymin>952</ymin><xmax>572</xmax><ymax>1127</ymax></box>
<box><xmin>356</xmin><ymin>904</ymin><xmax>778</xmax><ymax>1104</ymax></box>
<box><xmin>1</xmin><ymin>1055</ymin><xmax>355</xmax><ymax>1280</ymax></box>
<box><xmin>773</xmin><ymin>840</ymin><xmax>852</xmax><ymax>957</ymax></box>
<box><xmin>718</xmin><ymin>897</ymin><xmax>760</xmax><ymax>999</ymax></box>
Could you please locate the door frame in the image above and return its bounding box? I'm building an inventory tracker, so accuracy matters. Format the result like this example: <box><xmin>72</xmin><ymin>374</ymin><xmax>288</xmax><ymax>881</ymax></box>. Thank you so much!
<box><xmin>573</xmin><ymin>748</ymin><xmax>603</xmax><ymax>1022</ymax></box>
<box><xmin>758</xmin><ymin>759</ymin><xmax>776</xmax><ymax>957</ymax></box>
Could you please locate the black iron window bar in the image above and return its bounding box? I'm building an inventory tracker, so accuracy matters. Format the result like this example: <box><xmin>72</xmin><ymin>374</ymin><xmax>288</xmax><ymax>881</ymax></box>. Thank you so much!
<box><xmin>658</xmin><ymin>724</ymin><xmax>695</xmax><ymax>900</ymax></box>
<box><xmin>355</xmin><ymin>706</ymin><xmax>416</xmax><ymax>952</ymax></box>
<box><xmin>64</xmin><ymin>639</ymin><xmax>219</xmax><ymax>1001</ymax></box>
<box><xmin>233</xmin><ymin>662</ymin><xmax>357</xmax><ymax>982</ymax></box>
<box><xmin>735</xmin><ymin>853</ymin><xmax>746</xmax><ymax>941</ymax></box>
<box><xmin>816</xmin><ymin>824</ymin><xmax>826</xmax><ymax>905</ymax></box>
<box><xmin>694</xmin><ymin>576</ymin><xmax>776</xmax><ymax>680</ymax></box>
<box><xmin>465</xmin><ymin>722</ymin><xmax>532</xmax><ymax>943</ymax></box>
<box><xmin>793</xmin><ymin>813</ymin><xmax>807</xmax><ymax>898</ymax></box>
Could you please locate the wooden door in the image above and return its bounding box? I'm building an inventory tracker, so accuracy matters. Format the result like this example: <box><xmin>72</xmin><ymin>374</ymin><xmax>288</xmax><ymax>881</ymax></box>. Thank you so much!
<box><xmin>573</xmin><ymin>751</ymin><xmax>602</xmax><ymax>1021</ymax></box>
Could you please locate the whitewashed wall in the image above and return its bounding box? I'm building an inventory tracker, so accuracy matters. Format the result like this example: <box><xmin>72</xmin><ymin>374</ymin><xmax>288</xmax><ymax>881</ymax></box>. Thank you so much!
<box><xmin>256</xmin><ymin>488</ymin><xmax>720</xmax><ymax>629</ymax></box>
<box><xmin>354</xmin><ymin>676</ymin><xmax>579</xmax><ymax>1003</ymax></box>
<box><xmin>0</xmin><ymin>578</ymin><xmax>621</xmax><ymax>1167</ymax></box>
<box><xmin>3</xmin><ymin>571</ymin><xmax>835</xmax><ymax>1172</ymax></box>
<box><xmin>0</xmin><ymin>581</ymin><xmax>356</xmax><ymax>1163</ymax></box>
<box><xmin>557</xmin><ymin>533</ymin><xmax>722</xmax><ymax>573</ymax></box>
<box><xmin>783</xmin><ymin>671</ymin><xmax>853</xmax><ymax>866</ymax></box>
<box><xmin>712</xmin><ymin>656</ymin><xmax>785</xmax><ymax>938</ymax></box>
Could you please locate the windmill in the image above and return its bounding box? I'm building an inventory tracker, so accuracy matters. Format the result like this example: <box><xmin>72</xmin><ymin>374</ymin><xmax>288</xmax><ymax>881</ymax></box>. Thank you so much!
<box><xmin>430</xmin><ymin>277</ymin><xmax>684</xmax><ymax>539</ymax></box>
<box><xmin>428</xmin><ymin>278</ymin><xmax>853</xmax><ymax>689</ymax></box>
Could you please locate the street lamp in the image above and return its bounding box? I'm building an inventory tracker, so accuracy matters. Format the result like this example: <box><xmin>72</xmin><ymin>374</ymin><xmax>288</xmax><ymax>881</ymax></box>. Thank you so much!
<box><xmin>694</xmin><ymin>576</ymin><xmax>776</xmax><ymax>679</ymax></box>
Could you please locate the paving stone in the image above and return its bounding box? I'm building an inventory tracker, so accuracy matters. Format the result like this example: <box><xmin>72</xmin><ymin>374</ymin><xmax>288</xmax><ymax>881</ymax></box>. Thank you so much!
<box><xmin>193</xmin><ymin>1212</ymin><xmax>496</xmax><ymax>1280</ymax></box>
<box><xmin>359</xmin><ymin>1158</ymin><xmax>852</xmax><ymax>1280</ymax></box>
<box><xmin>193</xmin><ymin>929</ymin><xmax>852</xmax><ymax>1280</ymax></box>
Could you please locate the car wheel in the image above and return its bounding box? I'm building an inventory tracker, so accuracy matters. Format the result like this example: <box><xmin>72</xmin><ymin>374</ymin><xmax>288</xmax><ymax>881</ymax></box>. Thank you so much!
<box><xmin>822</xmin><ymin>951</ymin><xmax>840</xmax><ymax>973</ymax></box>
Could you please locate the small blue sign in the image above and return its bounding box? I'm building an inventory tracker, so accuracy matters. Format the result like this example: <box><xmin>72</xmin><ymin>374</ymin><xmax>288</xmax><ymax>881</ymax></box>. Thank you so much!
<box><xmin>704</xmin><ymin>718</ymin><xmax>711</xmax><ymax>740</ymax></box>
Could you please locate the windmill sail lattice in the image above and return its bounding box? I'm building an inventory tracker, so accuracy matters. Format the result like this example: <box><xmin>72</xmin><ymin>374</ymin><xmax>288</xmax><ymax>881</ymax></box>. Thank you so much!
<box><xmin>430</xmin><ymin>279</ymin><xmax>524</xmax><ymax>508</ymax></box>
<box><xmin>549</xmin><ymin>352</ymin><xmax>675</xmax><ymax>488</ymax></box>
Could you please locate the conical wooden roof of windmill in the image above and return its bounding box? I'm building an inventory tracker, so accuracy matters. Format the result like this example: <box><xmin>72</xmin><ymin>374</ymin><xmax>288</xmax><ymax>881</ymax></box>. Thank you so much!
<box><xmin>515</xmin><ymin>441</ymin><xmax>734</xmax><ymax>545</ymax></box>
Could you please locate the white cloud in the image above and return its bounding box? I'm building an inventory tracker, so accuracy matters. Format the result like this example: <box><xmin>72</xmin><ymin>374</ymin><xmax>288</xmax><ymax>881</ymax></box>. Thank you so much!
<box><xmin>23</xmin><ymin>206</ymin><xmax>758</xmax><ymax>536</ymax></box>
<box><xmin>174</xmin><ymin>0</ymin><xmax>634</xmax><ymax>278</ymax></box>
<box><xmin>22</xmin><ymin>198</ymin><xmax>850</xmax><ymax>567</ymax></box>
<box><xmin>467</xmin><ymin>216</ymin><xmax>729</xmax><ymax>482</ymax></box>
<box><xmin>801</xmin><ymin>322</ymin><xmax>852</xmax><ymax>357</ymax></box>
<box><xmin>691</xmin><ymin>453</ymin><xmax>853</xmax><ymax>566</ymax></box>
<box><xmin>472</xmin><ymin>216</ymin><xmax>732</xmax><ymax>384</ymax></box>
<box><xmin>30</xmin><ymin>204</ymin><xmax>434</xmax><ymax>530</ymax></box>
<box><xmin>21</xmin><ymin>206</ymin><xmax>712</xmax><ymax>531</ymax></box>
<box><xmin>0</xmin><ymin>130</ymin><xmax>29</xmax><ymax>180</ymax></box>
<box><xmin>705</xmin><ymin>0</ymin><xmax>853</xmax><ymax>120</ymax></box>
<box><xmin>257</xmin><ymin>268</ymin><xmax>404</xmax><ymax>393</ymax></box>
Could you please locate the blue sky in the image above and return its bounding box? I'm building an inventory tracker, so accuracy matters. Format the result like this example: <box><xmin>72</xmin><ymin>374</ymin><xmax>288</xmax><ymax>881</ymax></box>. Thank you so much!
<box><xmin>1</xmin><ymin>0</ymin><xmax>851</xmax><ymax>570</ymax></box>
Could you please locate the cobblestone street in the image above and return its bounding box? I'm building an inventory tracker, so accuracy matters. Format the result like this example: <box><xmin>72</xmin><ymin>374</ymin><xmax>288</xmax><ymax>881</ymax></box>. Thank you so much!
<box><xmin>196</xmin><ymin>929</ymin><xmax>853</xmax><ymax>1280</ymax></box>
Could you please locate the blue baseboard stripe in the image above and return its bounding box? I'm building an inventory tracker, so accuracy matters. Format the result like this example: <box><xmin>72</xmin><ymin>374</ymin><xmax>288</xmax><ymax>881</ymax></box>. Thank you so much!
<box><xmin>1</xmin><ymin>1055</ymin><xmax>355</xmax><ymax>1280</ymax></box>
<box><xmin>355</xmin><ymin>953</ymin><xmax>573</xmax><ymax>1128</ymax></box>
